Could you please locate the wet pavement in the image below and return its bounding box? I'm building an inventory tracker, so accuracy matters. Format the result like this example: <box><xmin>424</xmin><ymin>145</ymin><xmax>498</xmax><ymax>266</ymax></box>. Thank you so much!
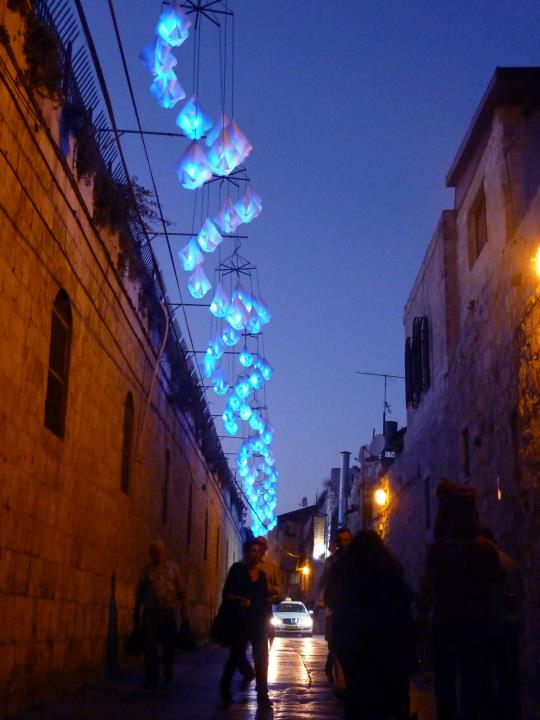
<box><xmin>16</xmin><ymin>636</ymin><xmax>436</xmax><ymax>719</ymax></box>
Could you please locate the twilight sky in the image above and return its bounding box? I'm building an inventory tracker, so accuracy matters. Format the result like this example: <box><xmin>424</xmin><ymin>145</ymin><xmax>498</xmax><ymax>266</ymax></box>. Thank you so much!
<box><xmin>82</xmin><ymin>0</ymin><xmax>540</xmax><ymax>514</ymax></box>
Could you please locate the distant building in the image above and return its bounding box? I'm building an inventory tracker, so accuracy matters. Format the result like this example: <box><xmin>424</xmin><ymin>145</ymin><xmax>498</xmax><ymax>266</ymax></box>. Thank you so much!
<box><xmin>383</xmin><ymin>67</ymin><xmax>540</xmax><ymax>704</ymax></box>
<box><xmin>0</xmin><ymin>3</ymin><xmax>244</xmax><ymax>713</ymax></box>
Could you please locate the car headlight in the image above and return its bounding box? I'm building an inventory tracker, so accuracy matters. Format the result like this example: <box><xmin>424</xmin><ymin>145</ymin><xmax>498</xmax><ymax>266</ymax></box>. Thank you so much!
<box><xmin>299</xmin><ymin>617</ymin><xmax>313</xmax><ymax>628</ymax></box>
<box><xmin>270</xmin><ymin>617</ymin><xmax>280</xmax><ymax>626</ymax></box>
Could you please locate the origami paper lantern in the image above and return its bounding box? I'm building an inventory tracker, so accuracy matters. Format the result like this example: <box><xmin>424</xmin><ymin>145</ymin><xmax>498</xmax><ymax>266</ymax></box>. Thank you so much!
<box><xmin>175</xmin><ymin>141</ymin><xmax>212</xmax><ymax>190</ymax></box>
<box><xmin>224</xmin><ymin>418</ymin><xmax>239</xmax><ymax>436</ymax></box>
<box><xmin>228</xmin><ymin>394</ymin><xmax>241</xmax><ymax>412</ymax></box>
<box><xmin>252</xmin><ymin>296</ymin><xmax>272</xmax><ymax>325</ymax></box>
<box><xmin>255</xmin><ymin>357</ymin><xmax>273</xmax><ymax>381</ymax></box>
<box><xmin>261</xmin><ymin>424</ymin><xmax>274</xmax><ymax>445</ymax></box>
<box><xmin>213</xmin><ymin>370</ymin><xmax>229</xmax><ymax>396</ymax></box>
<box><xmin>156</xmin><ymin>3</ymin><xmax>191</xmax><ymax>47</ymax></box>
<box><xmin>248</xmin><ymin>369</ymin><xmax>264</xmax><ymax>390</ymax></box>
<box><xmin>235</xmin><ymin>186</ymin><xmax>262</xmax><ymax>224</ymax></box>
<box><xmin>200</xmin><ymin>352</ymin><xmax>217</xmax><ymax>379</ymax></box>
<box><xmin>209</xmin><ymin>282</ymin><xmax>229</xmax><ymax>318</ymax></box>
<box><xmin>226</xmin><ymin>297</ymin><xmax>249</xmax><ymax>331</ymax></box>
<box><xmin>221</xmin><ymin>327</ymin><xmax>241</xmax><ymax>347</ymax></box>
<box><xmin>214</xmin><ymin>197</ymin><xmax>242</xmax><ymax>234</ymax></box>
<box><xmin>207</xmin><ymin>334</ymin><xmax>225</xmax><ymax>360</ymax></box>
<box><xmin>232</xmin><ymin>283</ymin><xmax>253</xmax><ymax>311</ymax></box>
<box><xmin>187</xmin><ymin>265</ymin><xmax>211</xmax><ymax>299</ymax></box>
<box><xmin>150</xmin><ymin>68</ymin><xmax>186</xmax><ymax>109</ymax></box>
<box><xmin>176</xmin><ymin>96</ymin><xmax>213</xmax><ymax>140</ymax></box>
<box><xmin>238</xmin><ymin>465</ymin><xmax>250</xmax><ymax>478</ymax></box>
<box><xmin>239</xmin><ymin>349</ymin><xmax>254</xmax><ymax>368</ymax></box>
<box><xmin>140</xmin><ymin>37</ymin><xmax>174</xmax><ymax>77</ymax></box>
<box><xmin>207</xmin><ymin>126</ymin><xmax>242</xmax><ymax>176</ymax></box>
<box><xmin>228</xmin><ymin>118</ymin><xmax>253</xmax><ymax>163</ymax></box>
<box><xmin>205</xmin><ymin>113</ymin><xmax>228</xmax><ymax>147</ymax></box>
<box><xmin>179</xmin><ymin>237</ymin><xmax>203</xmax><ymax>271</ymax></box>
<box><xmin>197</xmin><ymin>218</ymin><xmax>223</xmax><ymax>253</ymax></box>
<box><xmin>246</xmin><ymin>311</ymin><xmax>261</xmax><ymax>335</ymax></box>
<box><xmin>239</xmin><ymin>403</ymin><xmax>253</xmax><ymax>422</ymax></box>
<box><xmin>235</xmin><ymin>380</ymin><xmax>252</xmax><ymax>400</ymax></box>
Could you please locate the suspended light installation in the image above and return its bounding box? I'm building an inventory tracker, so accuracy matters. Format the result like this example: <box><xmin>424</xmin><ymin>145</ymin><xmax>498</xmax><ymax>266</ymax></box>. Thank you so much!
<box><xmin>140</xmin><ymin>2</ymin><xmax>279</xmax><ymax>536</ymax></box>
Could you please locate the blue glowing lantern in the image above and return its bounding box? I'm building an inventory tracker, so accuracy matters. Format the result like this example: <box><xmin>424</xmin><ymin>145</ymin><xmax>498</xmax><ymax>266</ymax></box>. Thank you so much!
<box><xmin>256</xmin><ymin>357</ymin><xmax>273</xmax><ymax>381</ymax></box>
<box><xmin>226</xmin><ymin>297</ymin><xmax>248</xmax><ymax>331</ymax></box>
<box><xmin>213</xmin><ymin>369</ymin><xmax>229</xmax><ymax>396</ymax></box>
<box><xmin>197</xmin><ymin>218</ymin><xmax>223</xmax><ymax>253</ymax></box>
<box><xmin>246</xmin><ymin>311</ymin><xmax>261</xmax><ymax>335</ymax></box>
<box><xmin>239</xmin><ymin>349</ymin><xmax>254</xmax><ymax>368</ymax></box>
<box><xmin>207</xmin><ymin>334</ymin><xmax>225</xmax><ymax>360</ymax></box>
<box><xmin>239</xmin><ymin>403</ymin><xmax>253</xmax><ymax>422</ymax></box>
<box><xmin>207</xmin><ymin>126</ymin><xmax>242</xmax><ymax>177</ymax></box>
<box><xmin>228</xmin><ymin>118</ymin><xmax>253</xmax><ymax>163</ymax></box>
<box><xmin>175</xmin><ymin>141</ymin><xmax>212</xmax><ymax>190</ymax></box>
<box><xmin>261</xmin><ymin>424</ymin><xmax>274</xmax><ymax>445</ymax></box>
<box><xmin>235</xmin><ymin>380</ymin><xmax>252</xmax><ymax>400</ymax></box>
<box><xmin>187</xmin><ymin>265</ymin><xmax>211</xmax><ymax>299</ymax></box>
<box><xmin>238</xmin><ymin>464</ymin><xmax>250</xmax><ymax>479</ymax></box>
<box><xmin>179</xmin><ymin>237</ymin><xmax>203</xmax><ymax>271</ymax></box>
<box><xmin>150</xmin><ymin>68</ymin><xmax>185</xmax><ymax>109</ymax></box>
<box><xmin>200</xmin><ymin>352</ymin><xmax>217</xmax><ymax>379</ymax></box>
<box><xmin>228</xmin><ymin>394</ymin><xmax>241</xmax><ymax>412</ymax></box>
<box><xmin>224</xmin><ymin>418</ymin><xmax>239</xmax><ymax>436</ymax></box>
<box><xmin>252</xmin><ymin>296</ymin><xmax>272</xmax><ymax>325</ymax></box>
<box><xmin>209</xmin><ymin>282</ymin><xmax>228</xmax><ymax>318</ymax></box>
<box><xmin>176</xmin><ymin>96</ymin><xmax>213</xmax><ymax>140</ymax></box>
<box><xmin>248</xmin><ymin>369</ymin><xmax>264</xmax><ymax>390</ymax></box>
<box><xmin>214</xmin><ymin>198</ymin><xmax>242</xmax><ymax>234</ymax></box>
<box><xmin>140</xmin><ymin>37</ymin><xmax>173</xmax><ymax>77</ymax></box>
<box><xmin>222</xmin><ymin>327</ymin><xmax>241</xmax><ymax>347</ymax></box>
<box><xmin>232</xmin><ymin>283</ymin><xmax>253</xmax><ymax>311</ymax></box>
<box><xmin>235</xmin><ymin>186</ymin><xmax>262</xmax><ymax>224</ymax></box>
<box><xmin>156</xmin><ymin>3</ymin><xmax>191</xmax><ymax>47</ymax></box>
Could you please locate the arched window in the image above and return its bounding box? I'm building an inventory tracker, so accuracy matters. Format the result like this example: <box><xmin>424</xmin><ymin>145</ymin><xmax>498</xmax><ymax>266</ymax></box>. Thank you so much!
<box><xmin>121</xmin><ymin>392</ymin><xmax>134</xmax><ymax>494</ymax></box>
<box><xmin>162</xmin><ymin>448</ymin><xmax>170</xmax><ymax>525</ymax></box>
<box><xmin>44</xmin><ymin>289</ymin><xmax>72</xmax><ymax>439</ymax></box>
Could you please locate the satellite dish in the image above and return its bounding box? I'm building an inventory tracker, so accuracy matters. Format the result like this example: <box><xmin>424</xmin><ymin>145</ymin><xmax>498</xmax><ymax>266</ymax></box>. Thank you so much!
<box><xmin>369</xmin><ymin>434</ymin><xmax>386</xmax><ymax>457</ymax></box>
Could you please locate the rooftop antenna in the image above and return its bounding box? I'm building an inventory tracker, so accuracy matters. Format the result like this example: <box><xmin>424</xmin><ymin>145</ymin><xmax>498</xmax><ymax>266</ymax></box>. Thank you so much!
<box><xmin>355</xmin><ymin>371</ymin><xmax>405</xmax><ymax>430</ymax></box>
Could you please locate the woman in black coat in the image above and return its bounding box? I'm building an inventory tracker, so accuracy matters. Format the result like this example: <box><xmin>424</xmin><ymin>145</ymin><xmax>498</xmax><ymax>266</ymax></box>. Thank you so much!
<box><xmin>219</xmin><ymin>538</ymin><xmax>273</xmax><ymax>706</ymax></box>
<box><xmin>325</xmin><ymin>530</ymin><xmax>415</xmax><ymax>720</ymax></box>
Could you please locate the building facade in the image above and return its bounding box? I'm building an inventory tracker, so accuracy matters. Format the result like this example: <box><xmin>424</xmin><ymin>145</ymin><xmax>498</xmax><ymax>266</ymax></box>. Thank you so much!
<box><xmin>382</xmin><ymin>68</ymin><xmax>540</xmax><ymax>703</ymax></box>
<box><xmin>0</xmin><ymin>2</ymin><xmax>244</xmax><ymax>714</ymax></box>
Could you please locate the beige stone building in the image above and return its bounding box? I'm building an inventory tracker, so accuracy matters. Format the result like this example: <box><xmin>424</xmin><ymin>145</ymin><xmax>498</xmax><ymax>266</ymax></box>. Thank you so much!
<box><xmin>378</xmin><ymin>68</ymin><xmax>540</xmax><ymax>705</ymax></box>
<box><xmin>0</xmin><ymin>2</ymin><xmax>244</xmax><ymax>714</ymax></box>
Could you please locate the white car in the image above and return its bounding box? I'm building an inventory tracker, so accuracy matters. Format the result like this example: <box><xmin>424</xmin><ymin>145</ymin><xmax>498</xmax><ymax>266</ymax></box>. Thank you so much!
<box><xmin>271</xmin><ymin>599</ymin><xmax>313</xmax><ymax>636</ymax></box>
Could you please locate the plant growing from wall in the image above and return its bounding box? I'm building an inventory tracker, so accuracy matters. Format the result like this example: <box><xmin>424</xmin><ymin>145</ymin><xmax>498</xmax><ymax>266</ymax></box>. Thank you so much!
<box><xmin>22</xmin><ymin>14</ymin><xmax>63</xmax><ymax>100</ymax></box>
<box><xmin>61</xmin><ymin>102</ymin><xmax>100</xmax><ymax>182</ymax></box>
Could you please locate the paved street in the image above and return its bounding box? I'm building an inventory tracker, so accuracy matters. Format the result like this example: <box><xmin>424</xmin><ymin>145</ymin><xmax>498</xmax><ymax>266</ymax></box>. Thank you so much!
<box><xmin>15</xmin><ymin>636</ymin><xmax>436</xmax><ymax>720</ymax></box>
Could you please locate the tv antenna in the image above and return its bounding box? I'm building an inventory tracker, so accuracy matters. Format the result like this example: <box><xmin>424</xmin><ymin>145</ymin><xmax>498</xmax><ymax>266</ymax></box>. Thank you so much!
<box><xmin>355</xmin><ymin>371</ymin><xmax>405</xmax><ymax>430</ymax></box>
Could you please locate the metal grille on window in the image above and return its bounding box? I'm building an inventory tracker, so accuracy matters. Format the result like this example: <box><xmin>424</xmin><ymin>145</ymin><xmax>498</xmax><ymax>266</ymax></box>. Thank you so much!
<box><xmin>405</xmin><ymin>316</ymin><xmax>430</xmax><ymax>407</ymax></box>
<box><xmin>44</xmin><ymin>290</ymin><xmax>72</xmax><ymax>439</ymax></box>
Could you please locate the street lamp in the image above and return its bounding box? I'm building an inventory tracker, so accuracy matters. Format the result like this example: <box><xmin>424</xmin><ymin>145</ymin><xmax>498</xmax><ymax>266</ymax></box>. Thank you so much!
<box><xmin>374</xmin><ymin>487</ymin><xmax>388</xmax><ymax>507</ymax></box>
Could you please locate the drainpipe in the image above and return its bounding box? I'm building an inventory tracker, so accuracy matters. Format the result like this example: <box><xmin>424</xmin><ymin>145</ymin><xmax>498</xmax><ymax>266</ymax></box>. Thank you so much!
<box><xmin>338</xmin><ymin>451</ymin><xmax>351</xmax><ymax>526</ymax></box>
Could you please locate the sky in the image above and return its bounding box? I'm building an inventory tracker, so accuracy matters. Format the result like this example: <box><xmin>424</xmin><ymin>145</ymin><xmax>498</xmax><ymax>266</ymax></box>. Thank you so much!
<box><xmin>81</xmin><ymin>0</ymin><xmax>540</xmax><ymax>515</ymax></box>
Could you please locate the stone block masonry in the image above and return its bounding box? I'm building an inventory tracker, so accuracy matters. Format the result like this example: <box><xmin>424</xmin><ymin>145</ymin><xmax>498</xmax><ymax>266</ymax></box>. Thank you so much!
<box><xmin>0</xmin><ymin>4</ymin><xmax>244</xmax><ymax>714</ymax></box>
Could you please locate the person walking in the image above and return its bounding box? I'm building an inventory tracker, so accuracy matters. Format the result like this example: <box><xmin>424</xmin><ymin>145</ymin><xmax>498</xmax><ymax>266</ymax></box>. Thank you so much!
<box><xmin>133</xmin><ymin>541</ymin><xmax>185</xmax><ymax>688</ymax></box>
<box><xmin>325</xmin><ymin>529</ymin><xmax>414</xmax><ymax>720</ymax></box>
<box><xmin>479</xmin><ymin>527</ymin><xmax>522</xmax><ymax>720</ymax></box>
<box><xmin>418</xmin><ymin>482</ymin><xmax>504</xmax><ymax>720</ymax></box>
<box><xmin>318</xmin><ymin>527</ymin><xmax>352</xmax><ymax>686</ymax></box>
<box><xmin>255</xmin><ymin>535</ymin><xmax>285</xmax><ymax>647</ymax></box>
<box><xmin>219</xmin><ymin>538</ymin><xmax>273</xmax><ymax>707</ymax></box>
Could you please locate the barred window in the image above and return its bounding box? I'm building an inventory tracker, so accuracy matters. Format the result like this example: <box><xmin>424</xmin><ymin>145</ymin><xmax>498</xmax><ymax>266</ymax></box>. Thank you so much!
<box><xmin>405</xmin><ymin>316</ymin><xmax>431</xmax><ymax>407</ymax></box>
<box><xmin>44</xmin><ymin>290</ymin><xmax>72</xmax><ymax>439</ymax></box>
<box><xmin>120</xmin><ymin>392</ymin><xmax>134</xmax><ymax>494</ymax></box>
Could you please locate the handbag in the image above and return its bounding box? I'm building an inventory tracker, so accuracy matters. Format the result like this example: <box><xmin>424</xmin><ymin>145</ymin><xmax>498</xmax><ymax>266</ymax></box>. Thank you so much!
<box><xmin>210</xmin><ymin>600</ymin><xmax>236</xmax><ymax>647</ymax></box>
<box><xmin>176</xmin><ymin>617</ymin><xmax>197</xmax><ymax>650</ymax></box>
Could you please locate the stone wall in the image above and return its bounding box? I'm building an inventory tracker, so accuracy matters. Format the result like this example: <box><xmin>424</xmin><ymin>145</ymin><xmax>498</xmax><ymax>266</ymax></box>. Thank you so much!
<box><xmin>383</xmin><ymin>103</ymin><xmax>540</xmax><ymax>702</ymax></box>
<box><xmin>0</xmin><ymin>5</ymin><xmax>243</xmax><ymax>715</ymax></box>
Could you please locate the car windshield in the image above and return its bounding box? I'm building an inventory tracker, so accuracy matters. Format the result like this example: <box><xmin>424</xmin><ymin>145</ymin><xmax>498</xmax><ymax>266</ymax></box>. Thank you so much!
<box><xmin>276</xmin><ymin>602</ymin><xmax>307</xmax><ymax>613</ymax></box>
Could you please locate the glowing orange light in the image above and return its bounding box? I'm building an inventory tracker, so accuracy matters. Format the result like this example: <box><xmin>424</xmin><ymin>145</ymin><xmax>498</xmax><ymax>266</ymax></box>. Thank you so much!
<box><xmin>301</xmin><ymin>564</ymin><xmax>310</xmax><ymax>576</ymax></box>
<box><xmin>532</xmin><ymin>248</ymin><xmax>540</xmax><ymax>279</ymax></box>
<box><xmin>374</xmin><ymin>487</ymin><xmax>388</xmax><ymax>507</ymax></box>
